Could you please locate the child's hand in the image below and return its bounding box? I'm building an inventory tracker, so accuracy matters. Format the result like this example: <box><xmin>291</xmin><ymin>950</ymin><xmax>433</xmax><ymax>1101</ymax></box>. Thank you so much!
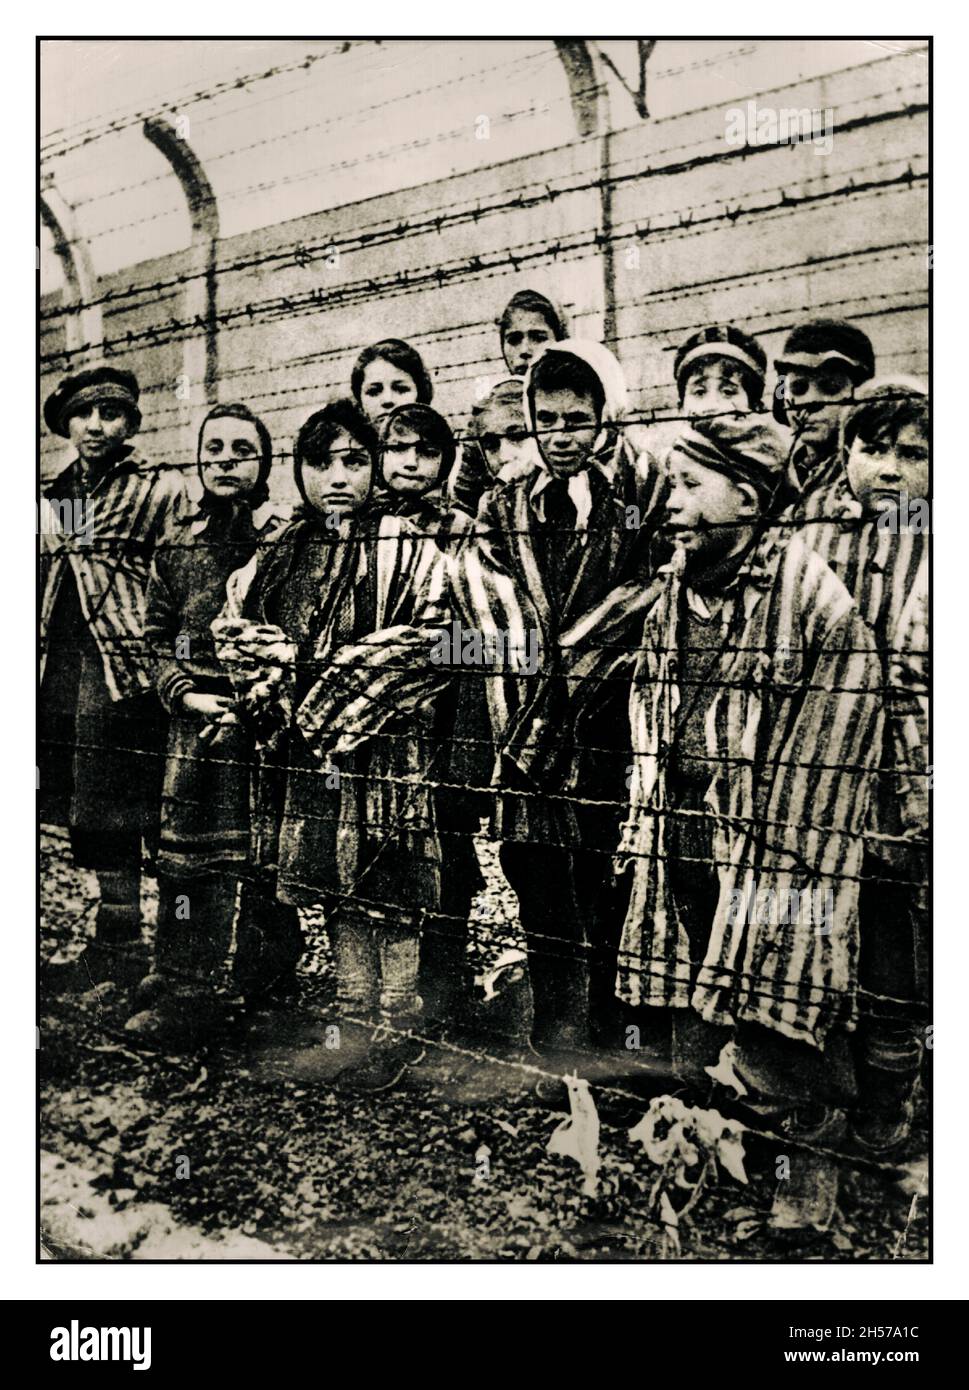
<box><xmin>181</xmin><ymin>692</ymin><xmax>236</xmax><ymax>721</ymax></box>
<box><xmin>198</xmin><ymin>710</ymin><xmax>241</xmax><ymax>746</ymax></box>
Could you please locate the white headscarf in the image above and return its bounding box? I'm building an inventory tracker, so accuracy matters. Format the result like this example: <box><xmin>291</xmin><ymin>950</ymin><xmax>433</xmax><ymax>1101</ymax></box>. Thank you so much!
<box><xmin>522</xmin><ymin>339</ymin><xmax>628</xmax><ymax>534</ymax></box>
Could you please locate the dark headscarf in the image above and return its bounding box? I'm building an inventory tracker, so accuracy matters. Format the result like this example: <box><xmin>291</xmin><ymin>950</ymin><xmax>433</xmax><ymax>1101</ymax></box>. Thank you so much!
<box><xmin>196</xmin><ymin>402</ymin><xmax>274</xmax><ymax>518</ymax></box>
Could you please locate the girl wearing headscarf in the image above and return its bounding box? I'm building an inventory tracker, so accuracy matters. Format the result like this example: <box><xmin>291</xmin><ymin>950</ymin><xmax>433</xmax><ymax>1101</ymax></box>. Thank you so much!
<box><xmin>214</xmin><ymin>400</ymin><xmax>447</xmax><ymax>1092</ymax></box>
<box><xmin>447</xmin><ymin>377</ymin><xmax>540</xmax><ymax>521</ymax></box>
<box><xmin>613</xmin><ymin>415</ymin><xmax>883</xmax><ymax>1232</ymax></box>
<box><xmin>125</xmin><ymin>404</ymin><xmax>294</xmax><ymax>1046</ymax></box>
<box><xmin>498</xmin><ymin>289</ymin><xmax>568</xmax><ymax>378</ymax></box>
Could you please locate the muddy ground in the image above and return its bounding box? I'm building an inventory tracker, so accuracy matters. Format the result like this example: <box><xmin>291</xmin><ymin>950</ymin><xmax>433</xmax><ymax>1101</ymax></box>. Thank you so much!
<box><xmin>39</xmin><ymin>828</ymin><xmax>928</xmax><ymax>1262</ymax></box>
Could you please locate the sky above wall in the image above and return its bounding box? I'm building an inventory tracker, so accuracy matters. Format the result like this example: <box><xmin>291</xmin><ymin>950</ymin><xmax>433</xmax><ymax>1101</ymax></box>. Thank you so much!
<box><xmin>40</xmin><ymin>37</ymin><xmax>926</xmax><ymax>287</ymax></box>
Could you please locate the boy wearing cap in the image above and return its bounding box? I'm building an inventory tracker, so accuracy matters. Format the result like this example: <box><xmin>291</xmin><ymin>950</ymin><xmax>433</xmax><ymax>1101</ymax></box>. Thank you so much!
<box><xmin>615</xmin><ymin>413</ymin><xmax>883</xmax><ymax>1232</ymax></box>
<box><xmin>41</xmin><ymin>366</ymin><xmax>185</xmax><ymax>987</ymax></box>
<box><xmin>773</xmin><ymin>318</ymin><xmax>875</xmax><ymax>519</ymax></box>
<box><xmin>808</xmin><ymin>380</ymin><xmax>929</xmax><ymax>1155</ymax></box>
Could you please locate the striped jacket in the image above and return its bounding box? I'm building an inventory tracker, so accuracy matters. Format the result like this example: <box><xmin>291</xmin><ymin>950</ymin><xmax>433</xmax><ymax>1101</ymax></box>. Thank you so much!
<box><xmin>784</xmin><ymin>442</ymin><xmax>853</xmax><ymax>523</ymax></box>
<box><xmin>795</xmin><ymin>494</ymin><xmax>928</xmax><ymax>851</ymax></box>
<box><xmin>889</xmin><ymin>557</ymin><xmax>928</xmax><ymax>839</ymax></box>
<box><xmin>616</xmin><ymin>529</ymin><xmax>884</xmax><ymax>1049</ymax></box>
<box><xmin>452</xmin><ymin>460</ymin><xmax>662</xmax><ymax>734</ymax></box>
<box><xmin>213</xmin><ymin>509</ymin><xmax>447</xmax><ymax>755</ymax></box>
<box><xmin>284</xmin><ymin>457</ymin><xmax>665</xmax><ymax>842</ymax></box>
<box><xmin>40</xmin><ymin>448</ymin><xmax>186</xmax><ymax>701</ymax></box>
<box><xmin>213</xmin><ymin>509</ymin><xmax>448</xmax><ymax>906</ymax></box>
<box><xmin>449</xmin><ymin>459</ymin><xmax>664</xmax><ymax>843</ymax></box>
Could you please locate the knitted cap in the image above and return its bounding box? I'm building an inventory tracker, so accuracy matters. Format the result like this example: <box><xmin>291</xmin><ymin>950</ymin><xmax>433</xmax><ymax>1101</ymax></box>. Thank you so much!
<box><xmin>670</xmin><ymin>415</ymin><xmax>788</xmax><ymax>506</ymax></box>
<box><xmin>43</xmin><ymin>365</ymin><xmax>142</xmax><ymax>438</ymax></box>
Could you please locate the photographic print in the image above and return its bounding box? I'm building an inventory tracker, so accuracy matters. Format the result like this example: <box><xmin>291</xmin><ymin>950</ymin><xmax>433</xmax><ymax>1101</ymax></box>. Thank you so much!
<box><xmin>38</xmin><ymin>35</ymin><xmax>930</xmax><ymax>1264</ymax></box>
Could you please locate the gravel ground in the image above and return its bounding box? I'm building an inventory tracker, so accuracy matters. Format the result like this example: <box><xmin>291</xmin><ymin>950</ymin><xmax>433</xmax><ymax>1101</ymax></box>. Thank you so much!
<box><xmin>39</xmin><ymin>828</ymin><xmax>929</xmax><ymax>1262</ymax></box>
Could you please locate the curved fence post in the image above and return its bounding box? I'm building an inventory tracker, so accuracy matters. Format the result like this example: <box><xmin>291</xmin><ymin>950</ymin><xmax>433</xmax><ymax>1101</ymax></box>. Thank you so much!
<box><xmin>40</xmin><ymin>175</ymin><xmax>103</xmax><ymax>361</ymax></box>
<box><xmin>142</xmin><ymin>116</ymin><xmax>220</xmax><ymax>408</ymax></box>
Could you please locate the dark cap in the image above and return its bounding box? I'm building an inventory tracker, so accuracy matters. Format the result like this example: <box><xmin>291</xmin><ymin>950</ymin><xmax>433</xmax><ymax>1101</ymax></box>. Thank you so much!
<box><xmin>43</xmin><ymin>365</ymin><xmax>142</xmax><ymax>438</ymax></box>
<box><xmin>772</xmin><ymin>320</ymin><xmax>875</xmax><ymax>425</ymax></box>
<box><xmin>774</xmin><ymin>318</ymin><xmax>875</xmax><ymax>383</ymax></box>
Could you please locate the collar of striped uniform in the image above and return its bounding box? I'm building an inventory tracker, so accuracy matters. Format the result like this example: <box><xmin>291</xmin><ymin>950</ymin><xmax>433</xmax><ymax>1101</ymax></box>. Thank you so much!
<box><xmin>671</xmin><ymin>525</ymin><xmax>780</xmax><ymax>596</ymax></box>
<box><xmin>791</xmin><ymin>439</ymin><xmax>843</xmax><ymax>488</ymax></box>
<box><xmin>66</xmin><ymin>443</ymin><xmax>144</xmax><ymax>491</ymax></box>
<box><xmin>528</xmin><ymin>465</ymin><xmax>593</xmax><ymax>532</ymax></box>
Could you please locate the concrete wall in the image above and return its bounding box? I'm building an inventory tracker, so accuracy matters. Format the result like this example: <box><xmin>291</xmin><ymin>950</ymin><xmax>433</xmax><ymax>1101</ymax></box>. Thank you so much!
<box><xmin>40</xmin><ymin>45</ymin><xmax>928</xmax><ymax>503</ymax></box>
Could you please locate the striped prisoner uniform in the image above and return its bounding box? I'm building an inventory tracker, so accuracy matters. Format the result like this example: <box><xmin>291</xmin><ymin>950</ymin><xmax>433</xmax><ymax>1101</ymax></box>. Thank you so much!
<box><xmin>41</xmin><ymin>448</ymin><xmax>185</xmax><ymax>700</ymax></box>
<box><xmin>39</xmin><ymin>446</ymin><xmax>185</xmax><ymax>868</ymax></box>
<box><xmin>616</xmin><ymin>527</ymin><xmax>883</xmax><ymax>1050</ymax></box>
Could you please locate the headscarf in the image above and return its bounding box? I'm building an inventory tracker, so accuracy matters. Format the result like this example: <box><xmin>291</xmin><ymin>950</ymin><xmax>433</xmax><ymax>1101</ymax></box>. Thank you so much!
<box><xmin>195</xmin><ymin>403</ymin><xmax>274</xmax><ymax>519</ymax></box>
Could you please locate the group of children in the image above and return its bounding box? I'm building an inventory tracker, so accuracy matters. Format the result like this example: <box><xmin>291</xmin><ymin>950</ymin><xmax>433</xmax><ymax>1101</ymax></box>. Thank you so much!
<box><xmin>40</xmin><ymin>289</ymin><xmax>928</xmax><ymax>1233</ymax></box>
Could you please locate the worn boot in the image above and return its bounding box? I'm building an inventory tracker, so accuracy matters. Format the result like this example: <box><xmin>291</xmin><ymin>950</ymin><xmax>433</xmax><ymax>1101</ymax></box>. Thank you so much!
<box><xmin>44</xmin><ymin>882</ymin><xmax>148</xmax><ymax>992</ymax></box>
<box><xmin>851</xmin><ymin>1039</ymin><xmax>922</xmax><ymax>1156</ymax></box>
<box><xmin>130</xmin><ymin>971</ymin><xmax>170</xmax><ymax>1009</ymax></box>
<box><xmin>769</xmin><ymin>1105</ymin><xmax>846</xmax><ymax>1234</ymax></box>
<box><xmin>334</xmin><ymin>1022</ymin><xmax>426</xmax><ymax>1094</ymax></box>
<box><xmin>124</xmin><ymin>981</ymin><xmax>223</xmax><ymax>1050</ymax></box>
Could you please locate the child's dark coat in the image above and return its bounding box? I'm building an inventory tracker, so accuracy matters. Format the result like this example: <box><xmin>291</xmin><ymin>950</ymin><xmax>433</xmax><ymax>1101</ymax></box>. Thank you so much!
<box><xmin>146</xmin><ymin>499</ymin><xmax>286</xmax><ymax>877</ymax></box>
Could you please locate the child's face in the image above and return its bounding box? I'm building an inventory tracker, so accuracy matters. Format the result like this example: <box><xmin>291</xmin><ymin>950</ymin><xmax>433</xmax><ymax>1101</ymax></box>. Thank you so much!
<box><xmin>665</xmin><ymin>456</ymin><xmax>759</xmax><ymax>564</ymax></box>
<box><xmin>67</xmin><ymin>400</ymin><xmax>133</xmax><ymax>465</ymax></box>
<box><xmin>301</xmin><ymin>428</ymin><xmax>373</xmax><ymax>516</ymax></box>
<box><xmin>199</xmin><ymin>417</ymin><xmax>264</xmax><ymax>500</ymax></box>
<box><xmin>381</xmin><ymin>424</ymin><xmax>442</xmax><ymax>496</ymax></box>
<box><xmin>682</xmin><ymin>360</ymin><xmax>749</xmax><ymax>419</ymax></box>
<box><xmin>502</xmin><ymin>309</ymin><xmax>555</xmax><ymax>377</ymax></box>
<box><xmin>476</xmin><ymin>398</ymin><xmax>530</xmax><ymax>478</ymax></box>
<box><xmin>359</xmin><ymin>357</ymin><xmax>419</xmax><ymax>423</ymax></box>
<box><xmin>780</xmin><ymin>366</ymin><xmax>855</xmax><ymax>453</ymax></box>
<box><xmin>847</xmin><ymin>421</ymin><xmax>929</xmax><ymax>514</ymax></box>
<box><xmin>532</xmin><ymin>386</ymin><xmax>599</xmax><ymax>477</ymax></box>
